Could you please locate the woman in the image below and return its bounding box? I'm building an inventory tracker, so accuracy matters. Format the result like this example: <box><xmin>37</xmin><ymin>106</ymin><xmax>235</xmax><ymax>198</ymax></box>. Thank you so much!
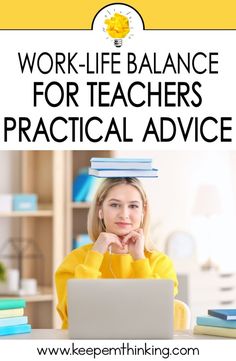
<box><xmin>55</xmin><ymin>177</ymin><xmax>178</xmax><ymax>329</ymax></box>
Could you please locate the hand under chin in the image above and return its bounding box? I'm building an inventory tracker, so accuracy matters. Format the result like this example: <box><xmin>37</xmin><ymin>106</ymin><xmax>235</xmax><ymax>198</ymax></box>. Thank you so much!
<box><xmin>112</xmin><ymin>244</ymin><xmax>129</xmax><ymax>254</ymax></box>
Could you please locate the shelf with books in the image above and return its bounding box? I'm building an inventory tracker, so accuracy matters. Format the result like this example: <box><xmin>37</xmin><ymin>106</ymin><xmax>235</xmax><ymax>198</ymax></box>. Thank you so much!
<box><xmin>0</xmin><ymin>151</ymin><xmax>65</xmax><ymax>329</ymax></box>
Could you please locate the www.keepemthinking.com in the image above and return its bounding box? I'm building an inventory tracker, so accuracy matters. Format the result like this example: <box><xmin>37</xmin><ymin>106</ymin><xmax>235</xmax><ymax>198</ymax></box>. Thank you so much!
<box><xmin>36</xmin><ymin>342</ymin><xmax>200</xmax><ymax>359</ymax></box>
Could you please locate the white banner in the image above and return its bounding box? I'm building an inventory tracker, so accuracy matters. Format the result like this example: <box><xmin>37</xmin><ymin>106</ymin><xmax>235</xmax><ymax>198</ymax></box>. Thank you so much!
<box><xmin>0</xmin><ymin>28</ymin><xmax>235</xmax><ymax>150</ymax></box>
<box><xmin>0</xmin><ymin>338</ymin><xmax>235</xmax><ymax>361</ymax></box>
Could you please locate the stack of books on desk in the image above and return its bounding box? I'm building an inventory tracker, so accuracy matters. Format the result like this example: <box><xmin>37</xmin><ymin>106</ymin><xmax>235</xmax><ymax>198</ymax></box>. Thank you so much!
<box><xmin>193</xmin><ymin>309</ymin><xmax>236</xmax><ymax>338</ymax></box>
<box><xmin>0</xmin><ymin>299</ymin><xmax>31</xmax><ymax>336</ymax></box>
<box><xmin>89</xmin><ymin>158</ymin><xmax>158</xmax><ymax>178</ymax></box>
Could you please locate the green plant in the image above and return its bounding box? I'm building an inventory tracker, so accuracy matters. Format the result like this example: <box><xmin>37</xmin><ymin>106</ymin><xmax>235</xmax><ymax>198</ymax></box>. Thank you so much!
<box><xmin>0</xmin><ymin>262</ymin><xmax>7</xmax><ymax>282</ymax></box>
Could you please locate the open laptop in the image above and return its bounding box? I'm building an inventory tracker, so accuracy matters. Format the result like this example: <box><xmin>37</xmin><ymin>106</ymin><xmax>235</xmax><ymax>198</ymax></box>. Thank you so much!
<box><xmin>67</xmin><ymin>279</ymin><xmax>174</xmax><ymax>339</ymax></box>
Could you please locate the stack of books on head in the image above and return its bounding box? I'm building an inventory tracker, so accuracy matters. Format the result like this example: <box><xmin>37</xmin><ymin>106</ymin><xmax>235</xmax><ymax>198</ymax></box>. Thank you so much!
<box><xmin>193</xmin><ymin>309</ymin><xmax>236</xmax><ymax>338</ymax></box>
<box><xmin>0</xmin><ymin>298</ymin><xmax>31</xmax><ymax>336</ymax></box>
<box><xmin>89</xmin><ymin>158</ymin><xmax>158</xmax><ymax>178</ymax></box>
<box><xmin>72</xmin><ymin>167</ymin><xmax>102</xmax><ymax>202</ymax></box>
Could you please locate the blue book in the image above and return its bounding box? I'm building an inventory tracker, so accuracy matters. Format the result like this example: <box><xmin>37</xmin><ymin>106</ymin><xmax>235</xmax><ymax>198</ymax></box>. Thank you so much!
<box><xmin>208</xmin><ymin>309</ymin><xmax>236</xmax><ymax>320</ymax></box>
<box><xmin>90</xmin><ymin>158</ymin><xmax>152</xmax><ymax>170</ymax></box>
<box><xmin>88</xmin><ymin>168</ymin><xmax>158</xmax><ymax>178</ymax></box>
<box><xmin>0</xmin><ymin>316</ymin><xmax>28</xmax><ymax>327</ymax></box>
<box><xmin>197</xmin><ymin>315</ymin><xmax>236</xmax><ymax>328</ymax></box>
<box><xmin>84</xmin><ymin>177</ymin><xmax>102</xmax><ymax>202</ymax></box>
<box><xmin>0</xmin><ymin>298</ymin><xmax>26</xmax><ymax>310</ymax></box>
<box><xmin>0</xmin><ymin>323</ymin><xmax>31</xmax><ymax>336</ymax></box>
<box><xmin>78</xmin><ymin>176</ymin><xmax>93</xmax><ymax>201</ymax></box>
<box><xmin>13</xmin><ymin>194</ymin><xmax>37</xmax><ymax>211</ymax></box>
<box><xmin>73</xmin><ymin>173</ymin><xmax>93</xmax><ymax>202</ymax></box>
<box><xmin>72</xmin><ymin>234</ymin><xmax>91</xmax><ymax>249</ymax></box>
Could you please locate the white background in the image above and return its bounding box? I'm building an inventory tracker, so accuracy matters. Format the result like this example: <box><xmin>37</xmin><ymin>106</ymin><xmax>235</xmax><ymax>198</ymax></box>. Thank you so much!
<box><xmin>0</xmin><ymin>338</ymin><xmax>236</xmax><ymax>361</ymax></box>
<box><xmin>0</xmin><ymin>30</ymin><xmax>235</xmax><ymax>150</ymax></box>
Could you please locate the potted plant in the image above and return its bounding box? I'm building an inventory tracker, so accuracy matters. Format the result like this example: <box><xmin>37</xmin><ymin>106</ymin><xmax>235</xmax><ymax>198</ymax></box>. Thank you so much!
<box><xmin>0</xmin><ymin>261</ymin><xmax>7</xmax><ymax>293</ymax></box>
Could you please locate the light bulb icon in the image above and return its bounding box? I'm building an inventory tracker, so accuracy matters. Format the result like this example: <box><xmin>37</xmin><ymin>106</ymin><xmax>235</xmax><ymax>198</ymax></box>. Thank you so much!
<box><xmin>104</xmin><ymin>13</ymin><xmax>130</xmax><ymax>47</ymax></box>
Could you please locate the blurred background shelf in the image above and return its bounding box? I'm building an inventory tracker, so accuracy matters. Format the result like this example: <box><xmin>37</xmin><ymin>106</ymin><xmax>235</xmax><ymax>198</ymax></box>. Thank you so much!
<box><xmin>0</xmin><ymin>287</ymin><xmax>53</xmax><ymax>302</ymax></box>
<box><xmin>71</xmin><ymin>202</ymin><xmax>91</xmax><ymax>209</ymax></box>
<box><xmin>0</xmin><ymin>204</ymin><xmax>53</xmax><ymax>217</ymax></box>
<box><xmin>0</xmin><ymin>151</ymin><xmax>65</xmax><ymax>329</ymax></box>
<box><xmin>65</xmin><ymin>151</ymin><xmax>112</xmax><ymax>255</ymax></box>
<box><xmin>22</xmin><ymin>287</ymin><xmax>54</xmax><ymax>302</ymax></box>
<box><xmin>0</xmin><ymin>150</ymin><xmax>112</xmax><ymax>329</ymax></box>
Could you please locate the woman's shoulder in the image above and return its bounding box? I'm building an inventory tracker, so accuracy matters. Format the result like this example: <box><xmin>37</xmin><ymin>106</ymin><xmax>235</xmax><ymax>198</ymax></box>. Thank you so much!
<box><xmin>61</xmin><ymin>243</ymin><xmax>93</xmax><ymax>265</ymax></box>
<box><xmin>145</xmin><ymin>249</ymin><xmax>173</xmax><ymax>264</ymax></box>
<box><xmin>67</xmin><ymin>243</ymin><xmax>93</xmax><ymax>258</ymax></box>
<box><xmin>55</xmin><ymin>244</ymin><xmax>94</xmax><ymax>274</ymax></box>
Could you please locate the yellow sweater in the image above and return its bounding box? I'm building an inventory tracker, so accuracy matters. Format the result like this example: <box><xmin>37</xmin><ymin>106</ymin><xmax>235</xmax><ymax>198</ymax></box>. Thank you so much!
<box><xmin>55</xmin><ymin>244</ymin><xmax>178</xmax><ymax>329</ymax></box>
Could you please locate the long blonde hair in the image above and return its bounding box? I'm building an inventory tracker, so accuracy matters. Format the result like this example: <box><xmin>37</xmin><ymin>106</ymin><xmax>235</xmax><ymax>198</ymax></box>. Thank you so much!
<box><xmin>87</xmin><ymin>177</ymin><xmax>155</xmax><ymax>251</ymax></box>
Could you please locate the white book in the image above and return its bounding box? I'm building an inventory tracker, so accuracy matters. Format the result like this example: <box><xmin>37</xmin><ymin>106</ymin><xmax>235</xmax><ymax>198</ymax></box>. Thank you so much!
<box><xmin>88</xmin><ymin>168</ymin><xmax>158</xmax><ymax>178</ymax></box>
<box><xmin>0</xmin><ymin>194</ymin><xmax>13</xmax><ymax>212</ymax></box>
<box><xmin>0</xmin><ymin>316</ymin><xmax>28</xmax><ymax>327</ymax></box>
<box><xmin>0</xmin><ymin>308</ymin><xmax>24</xmax><ymax>318</ymax></box>
<box><xmin>90</xmin><ymin>158</ymin><xmax>153</xmax><ymax>170</ymax></box>
<box><xmin>193</xmin><ymin>325</ymin><xmax>236</xmax><ymax>338</ymax></box>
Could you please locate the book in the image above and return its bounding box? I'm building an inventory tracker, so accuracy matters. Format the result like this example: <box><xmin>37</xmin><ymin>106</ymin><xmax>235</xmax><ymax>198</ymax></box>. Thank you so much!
<box><xmin>0</xmin><ymin>323</ymin><xmax>31</xmax><ymax>336</ymax></box>
<box><xmin>72</xmin><ymin>173</ymin><xmax>93</xmax><ymax>202</ymax></box>
<box><xmin>0</xmin><ymin>298</ymin><xmax>26</xmax><ymax>310</ymax></box>
<box><xmin>0</xmin><ymin>308</ymin><xmax>24</xmax><ymax>318</ymax></box>
<box><xmin>84</xmin><ymin>177</ymin><xmax>103</xmax><ymax>202</ymax></box>
<box><xmin>72</xmin><ymin>234</ymin><xmax>91</xmax><ymax>249</ymax></box>
<box><xmin>0</xmin><ymin>316</ymin><xmax>28</xmax><ymax>327</ymax></box>
<box><xmin>208</xmin><ymin>309</ymin><xmax>236</xmax><ymax>320</ymax></box>
<box><xmin>197</xmin><ymin>315</ymin><xmax>236</xmax><ymax>329</ymax></box>
<box><xmin>193</xmin><ymin>325</ymin><xmax>236</xmax><ymax>338</ymax></box>
<box><xmin>88</xmin><ymin>168</ymin><xmax>158</xmax><ymax>178</ymax></box>
<box><xmin>90</xmin><ymin>158</ymin><xmax>153</xmax><ymax>170</ymax></box>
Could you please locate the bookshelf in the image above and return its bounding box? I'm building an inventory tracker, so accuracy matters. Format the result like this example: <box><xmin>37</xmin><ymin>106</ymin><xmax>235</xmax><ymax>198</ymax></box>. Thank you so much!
<box><xmin>1</xmin><ymin>150</ymin><xmax>115</xmax><ymax>329</ymax></box>
<box><xmin>65</xmin><ymin>151</ymin><xmax>112</xmax><ymax>255</ymax></box>
<box><xmin>0</xmin><ymin>151</ymin><xmax>65</xmax><ymax>329</ymax></box>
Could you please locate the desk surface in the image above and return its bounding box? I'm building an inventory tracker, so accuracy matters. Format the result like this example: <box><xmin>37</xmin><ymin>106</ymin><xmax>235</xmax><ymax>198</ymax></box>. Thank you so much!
<box><xmin>0</xmin><ymin>329</ymin><xmax>225</xmax><ymax>339</ymax></box>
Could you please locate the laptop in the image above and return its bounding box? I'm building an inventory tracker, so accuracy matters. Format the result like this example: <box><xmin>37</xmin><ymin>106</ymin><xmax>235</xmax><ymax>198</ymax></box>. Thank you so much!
<box><xmin>67</xmin><ymin>279</ymin><xmax>174</xmax><ymax>339</ymax></box>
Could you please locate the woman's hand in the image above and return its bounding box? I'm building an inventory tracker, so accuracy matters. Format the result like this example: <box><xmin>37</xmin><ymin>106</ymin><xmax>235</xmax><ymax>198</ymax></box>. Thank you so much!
<box><xmin>92</xmin><ymin>232</ymin><xmax>123</xmax><ymax>254</ymax></box>
<box><xmin>122</xmin><ymin>228</ymin><xmax>145</xmax><ymax>260</ymax></box>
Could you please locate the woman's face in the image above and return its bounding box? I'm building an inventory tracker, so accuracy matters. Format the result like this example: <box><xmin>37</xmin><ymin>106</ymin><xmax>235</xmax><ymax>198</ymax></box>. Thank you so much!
<box><xmin>100</xmin><ymin>184</ymin><xmax>144</xmax><ymax>239</ymax></box>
